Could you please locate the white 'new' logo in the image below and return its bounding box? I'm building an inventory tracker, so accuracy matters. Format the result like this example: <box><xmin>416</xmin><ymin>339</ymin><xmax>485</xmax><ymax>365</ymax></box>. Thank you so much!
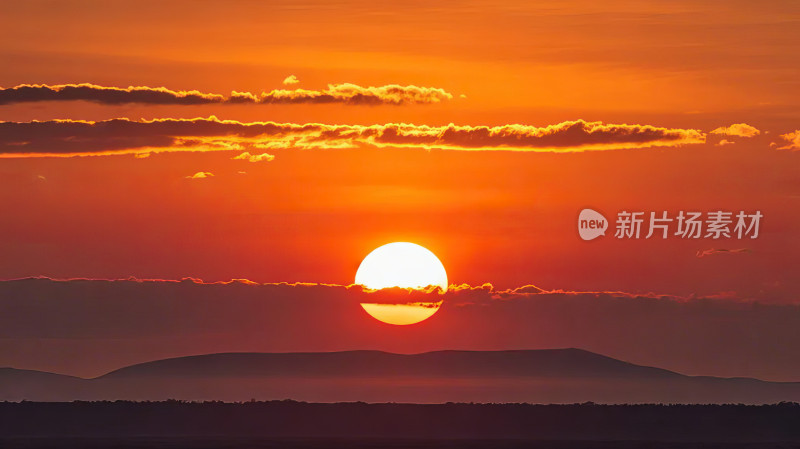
<box><xmin>578</xmin><ymin>209</ymin><xmax>608</xmax><ymax>240</ymax></box>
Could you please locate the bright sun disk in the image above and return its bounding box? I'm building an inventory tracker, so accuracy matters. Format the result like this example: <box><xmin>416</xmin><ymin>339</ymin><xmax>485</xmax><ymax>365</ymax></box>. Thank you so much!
<box><xmin>355</xmin><ymin>242</ymin><xmax>447</xmax><ymax>325</ymax></box>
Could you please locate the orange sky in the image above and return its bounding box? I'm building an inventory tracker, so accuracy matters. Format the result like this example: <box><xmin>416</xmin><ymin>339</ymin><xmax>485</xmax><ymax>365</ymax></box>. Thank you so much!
<box><xmin>1</xmin><ymin>0</ymin><xmax>797</xmax><ymax>295</ymax></box>
<box><xmin>2</xmin><ymin>1</ymin><xmax>799</xmax><ymax>127</ymax></box>
<box><xmin>1</xmin><ymin>136</ymin><xmax>796</xmax><ymax>299</ymax></box>
<box><xmin>0</xmin><ymin>0</ymin><xmax>799</xmax><ymax>379</ymax></box>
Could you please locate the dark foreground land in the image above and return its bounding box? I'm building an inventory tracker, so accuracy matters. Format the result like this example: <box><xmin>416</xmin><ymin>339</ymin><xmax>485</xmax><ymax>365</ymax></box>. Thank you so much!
<box><xmin>2</xmin><ymin>437</ymin><xmax>800</xmax><ymax>449</ymax></box>
<box><xmin>2</xmin><ymin>401</ymin><xmax>800</xmax><ymax>448</ymax></box>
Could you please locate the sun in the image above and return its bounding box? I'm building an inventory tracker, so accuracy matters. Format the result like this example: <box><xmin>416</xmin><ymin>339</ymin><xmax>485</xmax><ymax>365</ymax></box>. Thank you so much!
<box><xmin>355</xmin><ymin>242</ymin><xmax>447</xmax><ymax>325</ymax></box>
<box><xmin>355</xmin><ymin>242</ymin><xmax>448</xmax><ymax>291</ymax></box>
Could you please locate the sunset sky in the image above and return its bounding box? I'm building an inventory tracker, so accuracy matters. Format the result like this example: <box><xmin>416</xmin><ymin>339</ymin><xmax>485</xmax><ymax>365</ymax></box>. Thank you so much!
<box><xmin>1</xmin><ymin>1</ymin><xmax>799</xmax><ymax>382</ymax></box>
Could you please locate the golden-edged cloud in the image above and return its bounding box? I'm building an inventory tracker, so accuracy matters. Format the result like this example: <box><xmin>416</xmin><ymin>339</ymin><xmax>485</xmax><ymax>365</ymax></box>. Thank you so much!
<box><xmin>0</xmin><ymin>83</ymin><xmax>452</xmax><ymax>106</ymax></box>
<box><xmin>0</xmin><ymin>83</ymin><xmax>225</xmax><ymax>105</ymax></box>
<box><xmin>778</xmin><ymin>130</ymin><xmax>800</xmax><ymax>150</ymax></box>
<box><xmin>232</xmin><ymin>151</ymin><xmax>275</xmax><ymax>162</ymax></box>
<box><xmin>185</xmin><ymin>171</ymin><xmax>214</xmax><ymax>179</ymax></box>
<box><xmin>710</xmin><ymin>123</ymin><xmax>761</xmax><ymax>138</ymax></box>
<box><xmin>0</xmin><ymin>117</ymin><xmax>706</xmax><ymax>157</ymax></box>
<box><xmin>229</xmin><ymin>83</ymin><xmax>453</xmax><ymax>105</ymax></box>
<box><xmin>282</xmin><ymin>75</ymin><xmax>300</xmax><ymax>85</ymax></box>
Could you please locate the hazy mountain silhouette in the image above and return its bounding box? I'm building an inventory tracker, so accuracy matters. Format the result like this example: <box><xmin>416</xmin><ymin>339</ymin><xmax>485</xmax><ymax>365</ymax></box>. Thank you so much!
<box><xmin>100</xmin><ymin>349</ymin><xmax>680</xmax><ymax>379</ymax></box>
<box><xmin>3</xmin><ymin>349</ymin><xmax>799</xmax><ymax>403</ymax></box>
<box><xmin>0</xmin><ymin>368</ymin><xmax>89</xmax><ymax>402</ymax></box>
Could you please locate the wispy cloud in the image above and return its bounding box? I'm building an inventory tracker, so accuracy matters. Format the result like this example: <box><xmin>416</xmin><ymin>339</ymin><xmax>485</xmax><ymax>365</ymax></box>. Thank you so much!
<box><xmin>0</xmin><ymin>117</ymin><xmax>706</xmax><ymax>157</ymax></box>
<box><xmin>245</xmin><ymin>83</ymin><xmax>453</xmax><ymax>105</ymax></box>
<box><xmin>282</xmin><ymin>75</ymin><xmax>300</xmax><ymax>85</ymax></box>
<box><xmin>0</xmin><ymin>83</ymin><xmax>453</xmax><ymax>106</ymax></box>
<box><xmin>777</xmin><ymin>130</ymin><xmax>800</xmax><ymax>150</ymax></box>
<box><xmin>696</xmin><ymin>248</ymin><xmax>752</xmax><ymax>258</ymax></box>
<box><xmin>715</xmin><ymin>139</ymin><xmax>734</xmax><ymax>146</ymax></box>
<box><xmin>0</xmin><ymin>83</ymin><xmax>224</xmax><ymax>105</ymax></box>
<box><xmin>185</xmin><ymin>171</ymin><xmax>213</xmax><ymax>179</ymax></box>
<box><xmin>232</xmin><ymin>151</ymin><xmax>275</xmax><ymax>162</ymax></box>
<box><xmin>709</xmin><ymin>123</ymin><xmax>761</xmax><ymax>138</ymax></box>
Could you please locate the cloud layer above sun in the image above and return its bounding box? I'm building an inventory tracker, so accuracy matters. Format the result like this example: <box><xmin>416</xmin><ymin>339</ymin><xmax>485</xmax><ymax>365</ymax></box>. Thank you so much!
<box><xmin>0</xmin><ymin>117</ymin><xmax>705</xmax><ymax>157</ymax></box>
<box><xmin>0</xmin><ymin>83</ymin><xmax>454</xmax><ymax>106</ymax></box>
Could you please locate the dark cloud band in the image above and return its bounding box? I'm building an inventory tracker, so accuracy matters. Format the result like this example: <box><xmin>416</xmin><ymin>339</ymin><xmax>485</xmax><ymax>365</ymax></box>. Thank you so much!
<box><xmin>0</xmin><ymin>83</ymin><xmax>453</xmax><ymax>106</ymax></box>
<box><xmin>0</xmin><ymin>117</ymin><xmax>706</xmax><ymax>157</ymax></box>
<box><xmin>0</xmin><ymin>277</ymin><xmax>796</xmax><ymax>382</ymax></box>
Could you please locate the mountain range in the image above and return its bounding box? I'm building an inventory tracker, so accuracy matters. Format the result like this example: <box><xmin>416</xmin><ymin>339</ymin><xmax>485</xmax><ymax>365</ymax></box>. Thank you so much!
<box><xmin>3</xmin><ymin>349</ymin><xmax>798</xmax><ymax>403</ymax></box>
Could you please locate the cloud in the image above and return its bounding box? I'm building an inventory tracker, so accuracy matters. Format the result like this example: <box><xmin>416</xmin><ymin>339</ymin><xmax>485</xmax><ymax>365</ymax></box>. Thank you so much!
<box><xmin>0</xmin><ymin>117</ymin><xmax>706</xmax><ymax>157</ymax></box>
<box><xmin>1</xmin><ymin>277</ymin><xmax>798</xmax><ymax>381</ymax></box>
<box><xmin>0</xmin><ymin>83</ymin><xmax>453</xmax><ymax>106</ymax></box>
<box><xmin>232</xmin><ymin>151</ymin><xmax>275</xmax><ymax>163</ymax></box>
<box><xmin>777</xmin><ymin>130</ymin><xmax>800</xmax><ymax>150</ymax></box>
<box><xmin>0</xmin><ymin>83</ymin><xmax>224</xmax><ymax>105</ymax></box>
<box><xmin>507</xmin><ymin>284</ymin><xmax>546</xmax><ymax>294</ymax></box>
<box><xmin>695</xmin><ymin>248</ymin><xmax>752</xmax><ymax>258</ymax></box>
<box><xmin>282</xmin><ymin>75</ymin><xmax>300</xmax><ymax>85</ymax></box>
<box><xmin>250</xmin><ymin>83</ymin><xmax>453</xmax><ymax>105</ymax></box>
<box><xmin>715</xmin><ymin>139</ymin><xmax>734</xmax><ymax>146</ymax></box>
<box><xmin>709</xmin><ymin>123</ymin><xmax>761</xmax><ymax>138</ymax></box>
<box><xmin>185</xmin><ymin>171</ymin><xmax>213</xmax><ymax>179</ymax></box>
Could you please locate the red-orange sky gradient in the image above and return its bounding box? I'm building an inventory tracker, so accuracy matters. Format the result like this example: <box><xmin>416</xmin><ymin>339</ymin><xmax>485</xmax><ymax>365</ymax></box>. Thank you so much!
<box><xmin>0</xmin><ymin>1</ymin><xmax>798</xmax><ymax>381</ymax></box>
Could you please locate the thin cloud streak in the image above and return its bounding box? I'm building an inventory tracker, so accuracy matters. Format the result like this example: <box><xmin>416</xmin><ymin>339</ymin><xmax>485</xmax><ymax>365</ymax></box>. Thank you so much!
<box><xmin>232</xmin><ymin>151</ymin><xmax>275</xmax><ymax>162</ymax></box>
<box><xmin>696</xmin><ymin>248</ymin><xmax>752</xmax><ymax>258</ymax></box>
<box><xmin>709</xmin><ymin>123</ymin><xmax>761</xmax><ymax>138</ymax></box>
<box><xmin>0</xmin><ymin>83</ymin><xmax>453</xmax><ymax>106</ymax></box>
<box><xmin>0</xmin><ymin>83</ymin><xmax>224</xmax><ymax>105</ymax></box>
<box><xmin>0</xmin><ymin>117</ymin><xmax>706</xmax><ymax>157</ymax></box>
